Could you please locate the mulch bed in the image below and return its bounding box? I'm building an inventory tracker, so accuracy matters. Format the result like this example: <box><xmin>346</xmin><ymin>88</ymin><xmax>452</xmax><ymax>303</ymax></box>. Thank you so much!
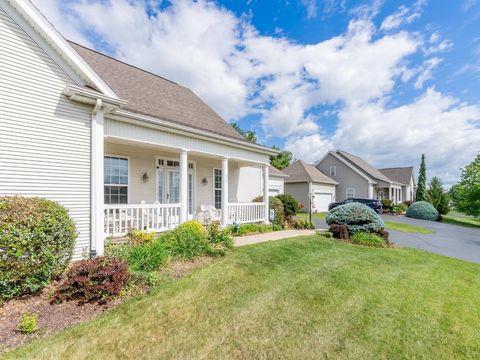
<box><xmin>0</xmin><ymin>256</ymin><xmax>216</xmax><ymax>353</ymax></box>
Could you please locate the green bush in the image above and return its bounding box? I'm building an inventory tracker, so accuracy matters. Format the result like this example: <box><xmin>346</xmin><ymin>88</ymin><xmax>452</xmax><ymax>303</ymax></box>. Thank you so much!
<box><xmin>126</xmin><ymin>229</ymin><xmax>156</xmax><ymax>245</ymax></box>
<box><xmin>207</xmin><ymin>223</ymin><xmax>233</xmax><ymax>256</ymax></box>
<box><xmin>393</xmin><ymin>203</ymin><xmax>408</xmax><ymax>214</ymax></box>
<box><xmin>350</xmin><ymin>232</ymin><xmax>386</xmax><ymax>247</ymax></box>
<box><xmin>160</xmin><ymin>221</ymin><xmax>212</xmax><ymax>259</ymax></box>
<box><xmin>125</xmin><ymin>240</ymin><xmax>170</xmax><ymax>272</ymax></box>
<box><xmin>253</xmin><ymin>196</ymin><xmax>285</xmax><ymax>225</ymax></box>
<box><xmin>326</xmin><ymin>202</ymin><xmax>385</xmax><ymax>234</ymax></box>
<box><xmin>381</xmin><ymin>199</ymin><xmax>394</xmax><ymax>213</ymax></box>
<box><xmin>229</xmin><ymin>223</ymin><xmax>273</xmax><ymax>236</ymax></box>
<box><xmin>0</xmin><ymin>196</ymin><xmax>77</xmax><ymax>300</ymax></box>
<box><xmin>17</xmin><ymin>313</ymin><xmax>37</xmax><ymax>334</ymax></box>
<box><xmin>406</xmin><ymin>201</ymin><xmax>439</xmax><ymax>221</ymax></box>
<box><xmin>291</xmin><ymin>219</ymin><xmax>315</xmax><ymax>229</ymax></box>
<box><xmin>276</xmin><ymin>194</ymin><xmax>300</xmax><ymax>218</ymax></box>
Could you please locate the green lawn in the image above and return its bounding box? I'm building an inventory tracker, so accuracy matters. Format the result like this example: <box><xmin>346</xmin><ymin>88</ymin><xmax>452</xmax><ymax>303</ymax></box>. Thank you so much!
<box><xmin>7</xmin><ymin>237</ymin><xmax>480</xmax><ymax>359</ymax></box>
<box><xmin>298</xmin><ymin>212</ymin><xmax>433</xmax><ymax>234</ymax></box>
<box><xmin>443</xmin><ymin>212</ymin><xmax>480</xmax><ymax>229</ymax></box>
<box><xmin>383</xmin><ymin>220</ymin><xmax>434</xmax><ymax>234</ymax></box>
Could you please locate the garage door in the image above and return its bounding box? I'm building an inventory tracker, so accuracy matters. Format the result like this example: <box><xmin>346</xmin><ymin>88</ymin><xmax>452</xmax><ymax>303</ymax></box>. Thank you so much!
<box><xmin>312</xmin><ymin>193</ymin><xmax>332</xmax><ymax>212</ymax></box>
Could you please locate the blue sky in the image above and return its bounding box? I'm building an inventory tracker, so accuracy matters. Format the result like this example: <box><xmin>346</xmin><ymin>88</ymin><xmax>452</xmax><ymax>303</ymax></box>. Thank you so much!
<box><xmin>36</xmin><ymin>0</ymin><xmax>480</xmax><ymax>184</ymax></box>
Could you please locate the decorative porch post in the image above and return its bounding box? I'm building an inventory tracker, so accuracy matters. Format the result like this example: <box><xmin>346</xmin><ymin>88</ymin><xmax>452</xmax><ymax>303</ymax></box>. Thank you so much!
<box><xmin>179</xmin><ymin>149</ymin><xmax>188</xmax><ymax>224</ymax></box>
<box><xmin>91</xmin><ymin>99</ymin><xmax>104</xmax><ymax>256</ymax></box>
<box><xmin>262</xmin><ymin>165</ymin><xmax>269</xmax><ymax>224</ymax></box>
<box><xmin>221</xmin><ymin>157</ymin><xmax>229</xmax><ymax>228</ymax></box>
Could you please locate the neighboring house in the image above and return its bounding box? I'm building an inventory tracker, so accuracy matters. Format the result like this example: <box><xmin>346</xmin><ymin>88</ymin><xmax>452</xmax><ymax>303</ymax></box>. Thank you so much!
<box><xmin>0</xmin><ymin>0</ymin><xmax>277</xmax><ymax>259</ymax></box>
<box><xmin>268</xmin><ymin>166</ymin><xmax>289</xmax><ymax>196</ymax></box>
<box><xmin>315</xmin><ymin>150</ymin><xmax>415</xmax><ymax>203</ymax></box>
<box><xmin>283</xmin><ymin>160</ymin><xmax>337</xmax><ymax>212</ymax></box>
<box><xmin>379</xmin><ymin>167</ymin><xmax>416</xmax><ymax>203</ymax></box>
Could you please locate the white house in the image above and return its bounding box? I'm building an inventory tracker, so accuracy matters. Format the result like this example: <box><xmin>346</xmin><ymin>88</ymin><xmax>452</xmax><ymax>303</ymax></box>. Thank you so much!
<box><xmin>0</xmin><ymin>0</ymin><xmax>277</xmax><ymax>259</ymax></box>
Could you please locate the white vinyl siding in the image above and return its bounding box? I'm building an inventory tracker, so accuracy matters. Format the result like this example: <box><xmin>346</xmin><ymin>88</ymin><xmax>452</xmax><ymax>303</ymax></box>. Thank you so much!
<box><xmin>0</xmin><ymin>8</ymin><xmax>91</xmax><ymax>259</ymax></box>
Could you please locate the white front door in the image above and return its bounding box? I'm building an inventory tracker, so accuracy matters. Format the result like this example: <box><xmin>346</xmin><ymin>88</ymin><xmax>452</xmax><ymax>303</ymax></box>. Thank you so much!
<box><xmin>167</xmin><ymin>169</ymin><xmax>180</xmax><ymax>204</ymax></box>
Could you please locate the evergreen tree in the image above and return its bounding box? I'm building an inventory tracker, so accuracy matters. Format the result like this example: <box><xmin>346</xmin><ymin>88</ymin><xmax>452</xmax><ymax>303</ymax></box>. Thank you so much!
<box><xmin>450</xmin><ymin>154</ymin><xmax>480</xmax><ymax>217</ymax></box>
<box><xmin>270</xmin><ymin>145</ymin><xmax>293</xmax><ymax>170</ymax></box>
<box><xmin>426</xmin><ymin>177</ymin><xmax>450</xmax><ymax>215</ymax></box>
<box><xmin>416</xmin><ymin>154</ymin><xmax>427</xmax><ymax>201</ymax></box>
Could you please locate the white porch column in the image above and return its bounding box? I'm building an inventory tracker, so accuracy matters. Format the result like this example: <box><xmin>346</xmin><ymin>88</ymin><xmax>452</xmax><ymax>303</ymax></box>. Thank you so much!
<box><xmin>221</xmin><ymin>157</ymin><xmax>229</xmax><ymax>228</ymax></box>
<box><xmin>91</xmin><ymin>99</ymin><xmax>104</xmax><ymax>256</ymax></box>
<box><xmin>368</xmin><ymin>182</ymin><xmax>374</xmax><ymax>199</ymax></box>
<box><xmin>262</xmin><ymin>165</ymin><xmax>269</xmax><ymax>224</ymax></box>
<box><xmin>179</xmin><ymin>149</ymin><xmax>188</xmax><ymax>224</ymax></box>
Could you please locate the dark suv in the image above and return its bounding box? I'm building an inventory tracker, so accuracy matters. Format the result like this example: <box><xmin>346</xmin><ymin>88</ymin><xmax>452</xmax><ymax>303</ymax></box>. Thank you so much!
<box><xmin>328</xmin><ymin>198</ymin><xmax>383</xmax><ymax>213</ymax></box>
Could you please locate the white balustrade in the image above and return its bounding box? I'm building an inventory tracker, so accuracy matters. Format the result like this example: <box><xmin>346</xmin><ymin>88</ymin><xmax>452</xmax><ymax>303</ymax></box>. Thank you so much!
<box><xmin>104</xmin><ymin>203</ymin><xmax>181</xmax><ymax>237</ymax></box>
<box><xmin>227</xmin><ymin>202</ymin><xmax>266</xmax><ymax>224</ymax></box>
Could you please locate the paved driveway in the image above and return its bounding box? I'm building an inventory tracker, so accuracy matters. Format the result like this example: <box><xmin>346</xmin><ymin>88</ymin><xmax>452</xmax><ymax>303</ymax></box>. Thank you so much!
<box><xmin>311</xmin><ymin>215</ymin><xmax>480</xmax><ymax>263</ymax></box>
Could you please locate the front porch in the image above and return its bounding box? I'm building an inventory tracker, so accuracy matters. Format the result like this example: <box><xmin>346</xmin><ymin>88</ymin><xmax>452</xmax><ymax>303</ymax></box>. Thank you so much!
<box><xmin>103</xmin><ymin>140</ymin><xmax>269</xmax><ymax>237</ymax></box>
<box><xmin>376</xmin><ymin>186</ymin><xmax>403</xmax><ymax>203</ymax></box>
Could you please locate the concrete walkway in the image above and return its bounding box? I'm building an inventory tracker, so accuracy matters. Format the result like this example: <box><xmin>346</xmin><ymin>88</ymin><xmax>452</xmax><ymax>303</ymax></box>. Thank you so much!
<box><xmin>234</xmin><ymin>229</ymin><xmax>317</xmax><ymax>247</ymax></box>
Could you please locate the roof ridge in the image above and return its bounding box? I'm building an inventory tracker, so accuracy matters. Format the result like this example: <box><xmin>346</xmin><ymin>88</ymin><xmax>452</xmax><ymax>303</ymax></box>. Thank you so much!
<box><xmin>68</xmin><ymin>40</ymin><xmax>181</xmax><ymax>87</ymax></box>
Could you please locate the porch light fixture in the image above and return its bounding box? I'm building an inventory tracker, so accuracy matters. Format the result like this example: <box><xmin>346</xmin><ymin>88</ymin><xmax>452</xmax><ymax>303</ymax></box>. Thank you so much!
<box><xmin>202</xmin><ymin>177</ymin><xmax>208</xmax><ymax>185</ymax></box>
<box><xmin>142</xmin><ymin>172</ymin><xmax>149</xmax><ymax>182</ymax></box>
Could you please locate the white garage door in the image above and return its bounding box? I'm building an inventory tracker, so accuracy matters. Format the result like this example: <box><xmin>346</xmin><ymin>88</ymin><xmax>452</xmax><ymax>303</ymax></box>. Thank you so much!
<box><xmin>312</xmin><ymin>193</ymin><xmax>332</xmax><ymax>212</ymax></box>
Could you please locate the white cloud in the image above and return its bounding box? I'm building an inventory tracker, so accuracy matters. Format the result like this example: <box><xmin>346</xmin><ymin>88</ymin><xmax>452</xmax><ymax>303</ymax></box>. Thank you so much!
<box><xmin>31</xmin><ymin>0</ymin><xmax>478</xmax><ymax>183</ymax></box>
<box><xmin>301</xmin><ymin>0</ymin><xmax>318</xmax><ymax>19</ymax></box>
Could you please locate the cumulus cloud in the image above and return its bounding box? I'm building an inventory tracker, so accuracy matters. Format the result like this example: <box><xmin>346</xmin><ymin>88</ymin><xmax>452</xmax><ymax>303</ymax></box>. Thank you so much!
<box><xmin>32</xmin><ymin>0</ymin><xmax>480</xmax><ymax>183</ymax></box>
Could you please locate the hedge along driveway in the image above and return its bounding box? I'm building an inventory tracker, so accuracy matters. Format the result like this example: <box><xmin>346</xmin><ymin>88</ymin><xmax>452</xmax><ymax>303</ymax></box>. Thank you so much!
<box><xmin>6</xmin><ymin>236</ymin><xmax>480</xmax><ymax>359</ymax></box>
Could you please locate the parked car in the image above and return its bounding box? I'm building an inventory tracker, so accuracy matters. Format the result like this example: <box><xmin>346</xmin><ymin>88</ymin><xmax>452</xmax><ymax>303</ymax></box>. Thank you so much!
<box><xmin>328</xmin><ymin>198</ymin><xmax>383</xmax><ymax>213</ymax></box>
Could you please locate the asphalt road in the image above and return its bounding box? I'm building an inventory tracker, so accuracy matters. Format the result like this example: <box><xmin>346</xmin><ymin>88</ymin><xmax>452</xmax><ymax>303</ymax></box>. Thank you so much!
<box><xmin>312</xmin><ymin>215</ymin><xmax>480</xmax><ymax>264</ymax></box>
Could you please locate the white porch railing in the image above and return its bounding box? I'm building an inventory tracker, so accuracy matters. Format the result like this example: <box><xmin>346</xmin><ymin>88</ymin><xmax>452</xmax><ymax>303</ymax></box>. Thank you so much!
<box><xmin>104</xmin><ymin>203</ymin><xmax>181</xmax><ymax>237</ymax></box>
<box><xmin>227</xmin><ymin>202</ymin><xmax>266</xmax><ymax>224</ymax></box>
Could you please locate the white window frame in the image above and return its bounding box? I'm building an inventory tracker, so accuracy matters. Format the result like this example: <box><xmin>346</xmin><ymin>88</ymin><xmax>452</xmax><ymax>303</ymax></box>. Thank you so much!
<box><xmin>213</xmin><ymin>168</ymin><xmax>222</xmax><ymax>210</ymax></box>
<box><xmin>329</xmin><ymin>165</ymin><xmax>336</xmax><ymax>177</ymax></box>
<box><xmin>104</xmin><ymin>155</ymin><xmax>130</xmax><ymax>204</ymax></box>
<box><xmin>346</xmin><ymin>188</ymin><xmax>355</xmax><ymax>199</ymax></box>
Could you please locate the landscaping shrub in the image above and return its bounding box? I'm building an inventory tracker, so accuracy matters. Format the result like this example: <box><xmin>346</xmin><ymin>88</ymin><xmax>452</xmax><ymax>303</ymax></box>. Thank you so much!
<box><xmin>326</xmin><ymin>202</ymin><xmax>385</xmax><ymax>234</ymax></box>
<box><xmin>291</xmin><ymin>219</ymin><xmax>315</xmax><ymax>229</ymax></box>
<box><xmin>124</xmin><ymin>240</ymin><xmax>170</xmax><ymax>272</ymax></box>
<box><xmin>126</xmin><ymin>229</ymin><xmax>156</xmax><ymax>245</ymax></box>
<box><xmin>160</xmin><ymin>221</ymin><xmax>212</xmax><ymax>259</ymax></box>
<box><xmin>406</xmin><ymin>201</ymin><xmax>439</xmax><ymax>221</ymax></box>
<box><xmin>403</xmin><ymin>200</ymin><xmax>413</xmax><ymax>208</ymax></box>
<box><xmin>276</xmin><ymin>194</ymin><xmax>300</xmax><ymax>219</ymax></box>
<box><xmin>17</xmin><ymin>313</ymin><xmax>37</xmax><ymax>334</ymax></box>
<box><xmin>51</xmin><ymin>257</ymin><xmax>129</xmax><ymax>304</ymax></box>
<box><xmin>229</xmin><ymin>223</ymin><xmax>273</xmax><ymax>236</ymax></box>
<box><xmin>253</xmin><ymin>196</ymin><xmax>285</xmax><ymax>225</ymax></box>
<box><xmin>316</xmin><ymin>230</ymin><xmax>333</xmax><ymax>238</ymax></box>
<box><xmin>377</xmin><ymin>230</ymin><xmax>390</xmax><ymax>241</ymax></box>
<box><xmin>328</xmin><ymin>224</ymin><xmax>349</xmax><ymax>239</ymax></box>
<box><xmin>207</xmin><ymin>223</ymin><xmax>233</xmax><ymax>256</ymax></box>
<box><xmin>393</xmin><ymin>203</ymin><xmax>408</xmax><ymax>214</ymax></box>
<box><xmin>381</xmin><ymin>199</ymin><xmax>394</xmax><ymax>213</ymax></box>
<box><xmin>0</xmin><ymin>196</ymin><xmax>77</xmax><ymax>300</ymax></box>
<box><xmin>350</xmin><ymin>232</ymin><xmax>386</xmax><ymax>247</ymax></box>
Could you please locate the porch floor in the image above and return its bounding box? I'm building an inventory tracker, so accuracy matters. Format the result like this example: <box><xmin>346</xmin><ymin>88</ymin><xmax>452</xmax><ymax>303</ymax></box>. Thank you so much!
<box><xmin>234</xmin><ymin>229</ymin><xmax>318</xmax><ymax>247</ymax></box>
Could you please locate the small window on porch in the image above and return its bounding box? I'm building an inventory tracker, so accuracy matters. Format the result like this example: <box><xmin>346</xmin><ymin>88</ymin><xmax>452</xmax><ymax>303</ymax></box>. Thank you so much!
<box><xmin>346</xmin><ymin>188</ymin><xmax>355</xmax><ymax>199</ymax></box>
<box><xmin>329</xmin><ymin>165</ymin><xmax>336</xmax><ymax>177</ymax></box>
<box><xmin>214</xmin><ymin>168</ymin><xmax>222</xmax><ymax>209</ymax></box>
<box><xmin>104</xmin><ymin>156</ymin><xmax>128</xmax><ymax>204</ymax></box>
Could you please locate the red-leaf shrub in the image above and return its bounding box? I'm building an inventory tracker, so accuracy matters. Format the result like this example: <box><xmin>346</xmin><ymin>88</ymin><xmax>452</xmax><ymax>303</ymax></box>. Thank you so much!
<box><xmin>403</xmin><ymin>200</ymin><xmax>413</xmax><ymax>208</ymax></box>
<box><xmin>328</xmin><ymin>224</ymin><xmax>349</xmax><ymax>240</ymax></box>
<box><xmin>51</xmin><ymin>257</ymin><xmax>129</xmax><ymax>304</ymax></box>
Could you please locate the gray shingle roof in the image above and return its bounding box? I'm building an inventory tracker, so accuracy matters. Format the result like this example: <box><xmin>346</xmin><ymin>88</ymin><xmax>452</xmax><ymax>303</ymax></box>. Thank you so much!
<box><xmin>336</xmin><ymin>150</ymin><xmax>392</xmax><ymax>183</ymax></box>
<box><xmin>379</xmin><ymin>167</ymin><xmax>414</xmax><ymax>185</ymax></box>
<box><xmin>283</xmin><ymin>160</ymin><xmax>338</xmax><ymax>184</ymax></box>
<box><xmin>269</xmin><ymin>165</ymin><xmax>289</xmax><ymax>178</ymax></box>
<box><xmin>69</xmin><ymin>41</ymin><xmax>245</xmax><ymax>141</ymax></box>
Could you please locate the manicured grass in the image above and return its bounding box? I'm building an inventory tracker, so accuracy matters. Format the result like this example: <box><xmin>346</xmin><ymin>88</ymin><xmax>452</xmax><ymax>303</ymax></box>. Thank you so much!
<box><xmin>384</xmin><ymin>221</ymin><xmax>434</xmax><ymax>234</ymax></box>
<box><xmin>7</xmin><ymin>237</ymin><xmax>480</xmax><ymax>359</ymax></box>
<box><xmin>443</xmin><ymin>212</ymin><xmax>480</xmax><ymax>229</ymax></box>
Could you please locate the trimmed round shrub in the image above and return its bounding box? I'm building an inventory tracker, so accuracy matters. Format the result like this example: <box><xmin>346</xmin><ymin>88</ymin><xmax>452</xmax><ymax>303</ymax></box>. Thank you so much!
<box><xmin>276</xmin><ymin>194</ymin><xmax>300</xmax><ymax>219</ymax></box>
<box><xmin>51</xmin><ymin>257</ymin><xmax>129</xmax><ymax>304</ymax></box>
<box><xmin>253</xmin><ymin>195</ymin><xmax>285</xmax><ymax>225</ymax></box>
<box><xmin>160</xmin><ymin>220</ymin><xmax>212</xmax><ymax>259</ymax></box>
<box><xmin>326</xmin><ymin>202</ymin><xmax>385</xmax><ymax>234</ymax></box>
<box><xmin>406</xmin><ymin>201</ymin><xmax>439</xmax><ymax>221</ymax></box>
<box><xmin>0</xmin><ymin>196</ymin><xmax>77</xmax><ymax>300</ymax></box>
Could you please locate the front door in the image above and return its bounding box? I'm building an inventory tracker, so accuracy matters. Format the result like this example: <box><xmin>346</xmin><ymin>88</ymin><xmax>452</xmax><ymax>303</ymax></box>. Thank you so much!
<box><xmin>167</xmin><ymin>169</ymin><xmax>180</xmax><ymax>204</ymax></box>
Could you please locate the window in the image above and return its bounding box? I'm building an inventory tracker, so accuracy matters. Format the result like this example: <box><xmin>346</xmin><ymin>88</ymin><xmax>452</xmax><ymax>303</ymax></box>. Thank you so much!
<box><xmin>329</xmin><ymin>165</ymin><xmax>336</xmax><ymax>177</ymax></box>
<box><xmin>214</xmin><ymin>168</ymin><xmax>222</xmax><ymax>209</ymax></box>
<box><xmin>346</xmin><ymin>188</ymin><xmax>355</xmax><ymax>199</ymax></box>
<box><xmin>104</xmin><ymin>156</ymin><xmax>128</xmax><ymax>204</ymax></box>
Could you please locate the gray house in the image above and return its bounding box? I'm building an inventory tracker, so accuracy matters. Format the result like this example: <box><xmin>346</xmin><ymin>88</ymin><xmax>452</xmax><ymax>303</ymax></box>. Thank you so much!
<box><xmin>283</xmin><ymin>160</ymin><xmax>337</xmax><ymax>212</ymax></box>
<box><xmin>315</xmin><ymin>150</ymin><xmax>415</xmax><ymax>203</ymax></box>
